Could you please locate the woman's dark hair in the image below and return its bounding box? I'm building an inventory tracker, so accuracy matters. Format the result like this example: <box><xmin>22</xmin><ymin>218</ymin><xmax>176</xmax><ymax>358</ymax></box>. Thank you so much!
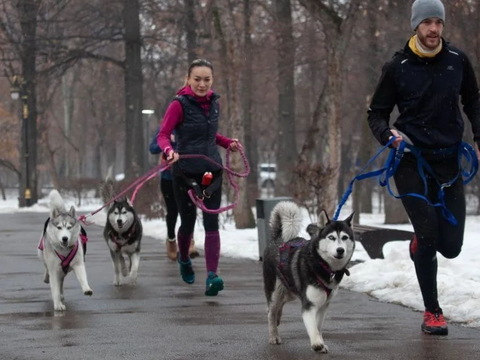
<box><xmin>188</xmin><ymin>59</ymin><xmax>214</xmax><ymax>77</ymax></box>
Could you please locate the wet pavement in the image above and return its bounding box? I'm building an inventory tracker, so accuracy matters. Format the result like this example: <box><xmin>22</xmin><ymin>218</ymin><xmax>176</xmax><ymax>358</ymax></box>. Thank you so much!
<box><xmin>1</xmin><ymin>211</ymin><xmax>479</xmax><ymax>360</ymax></box>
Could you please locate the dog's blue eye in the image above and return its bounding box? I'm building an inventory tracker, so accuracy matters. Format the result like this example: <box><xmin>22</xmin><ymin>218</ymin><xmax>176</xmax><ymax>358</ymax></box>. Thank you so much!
<box><xmin>328</xmin><ymin>235</ymin><xmax>335</xmax><ymax>240</ymax></box>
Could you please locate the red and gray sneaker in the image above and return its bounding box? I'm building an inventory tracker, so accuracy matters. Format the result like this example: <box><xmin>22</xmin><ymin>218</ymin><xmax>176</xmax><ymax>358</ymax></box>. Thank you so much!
<box><xmin>409</xmin><ymin>235</ymin><xmax>418</xmax><ymax>261</ymax></box>
<box><xmin>421</xmin><ymin>309</ymin><xmax>448</xmax><ymax>335</ymax></box>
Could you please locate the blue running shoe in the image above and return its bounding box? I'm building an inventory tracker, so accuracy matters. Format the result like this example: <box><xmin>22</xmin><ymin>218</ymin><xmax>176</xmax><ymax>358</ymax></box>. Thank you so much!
<box><xmin>178</xmin><ymin>258</ymin><xmax>195</xmax><ymax>284</ymax></box>
<box><xmin>205</xmin><ymin>272</ymin><xmax>224</xmax><ymax>296</ymax></box>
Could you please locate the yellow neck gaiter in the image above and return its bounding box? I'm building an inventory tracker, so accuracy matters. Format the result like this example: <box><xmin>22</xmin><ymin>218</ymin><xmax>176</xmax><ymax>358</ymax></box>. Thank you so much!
<box><xmin>408</xmin><ymin>35</ymin><xmax>442</xmax><ymax>58</ymax></box>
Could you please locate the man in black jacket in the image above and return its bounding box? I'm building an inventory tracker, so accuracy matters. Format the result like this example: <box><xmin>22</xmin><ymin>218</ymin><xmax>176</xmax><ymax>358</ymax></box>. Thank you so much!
<box><xmin>367</xmin><ymin>0</ymin><xmax>480</xmax><ymax>336</ymax></box>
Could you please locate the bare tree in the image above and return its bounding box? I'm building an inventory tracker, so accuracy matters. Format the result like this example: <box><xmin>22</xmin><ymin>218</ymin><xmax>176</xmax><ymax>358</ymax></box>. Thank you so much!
<box><xmin>294</xmin><ymin>0</ymin><xmax>363</xmax><ymax>217</ymax></box>
<box><xmin>211</xmin><ymin>0</ymin><xmax>255</xmax><ymax>228</ymax></box>
<box><xmin>123</xmin><ymin>0</ymin><xmax>145</xmax><ymax>178</ymax></box>
<box><xmin>273</xmin><ymin>0</ymin><xmax>297</xmax><ymax>197</ymax></box>
<box><xmin>241</xmin><ymin>0</ymin><xmax>259</xmax><ymax>206</ymax></box>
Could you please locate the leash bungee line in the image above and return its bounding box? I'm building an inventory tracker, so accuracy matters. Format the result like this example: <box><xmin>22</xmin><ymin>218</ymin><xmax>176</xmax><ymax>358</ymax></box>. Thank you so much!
<box><xmin>78</xmin><ymin>162</ymin><xmax>171</xmax><ymax>226</ymax></box>
<box><xmin>333</xmin><ymin>137</ymin><xmax>396</xmax><ymax>221</ymax></box>
<box><xmin>333</xmin><ymin>139</ymin><xmax>478</xmax><ymax>225</ymax></box>
<box><xmin>78</xmin><ymin>143</ymin><xmax>250</xmax><ymax>225</ymax></box>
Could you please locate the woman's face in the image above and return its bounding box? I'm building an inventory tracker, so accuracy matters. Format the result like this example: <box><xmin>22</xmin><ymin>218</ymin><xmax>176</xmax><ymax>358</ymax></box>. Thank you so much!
<box><xmin>187</xmin><ymin>66</ymin><xmax>213</xmax><ymax>97</ymax></box>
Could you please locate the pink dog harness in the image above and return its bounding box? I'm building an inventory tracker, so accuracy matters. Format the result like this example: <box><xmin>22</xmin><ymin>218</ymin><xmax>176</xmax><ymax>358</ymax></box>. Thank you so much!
<box><xmin>38</xmin><ymin>217</ymin><xmax>89</xmax><ymax>274</ymax></box>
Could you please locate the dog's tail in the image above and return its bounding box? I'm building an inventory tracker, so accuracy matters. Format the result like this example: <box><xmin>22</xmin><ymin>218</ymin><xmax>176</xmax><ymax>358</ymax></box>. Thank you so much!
<box><xmin>100</xmin><ymin>167</ymin><xmax>116</xmax><ymax>205</ymax></box>
<box><xmin>49</xmin><ymin>189</ymin><xmax>66</xmax><ymax>214</ymax></box>
<box><xmin>269</xmin><ymin>201</ymin><xmax>303</xmax><ymax>244</ymax></box>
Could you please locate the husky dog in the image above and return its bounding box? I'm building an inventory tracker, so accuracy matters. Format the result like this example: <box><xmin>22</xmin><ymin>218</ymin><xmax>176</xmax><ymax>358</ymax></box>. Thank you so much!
<box><xmin>38</xmin><ymin>190</ymin><xmax>93</xmax><ymax>311</ymax></box>
<box><xmin>262</xmin><ymin>201</ymin><xmax>355</xmax><ymax>353</ymax></box>
<box><xmin>100</xmin><ymin>177</ymin><xmax>143</xmax><ymax>286</ymax></box>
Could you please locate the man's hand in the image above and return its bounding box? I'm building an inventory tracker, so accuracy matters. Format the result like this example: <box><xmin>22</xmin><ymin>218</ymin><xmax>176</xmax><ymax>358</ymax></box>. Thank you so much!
<box><xmin>389</xmin><ymin>129</ymin><xmax>403</xmax><ymax>149</ymax></box>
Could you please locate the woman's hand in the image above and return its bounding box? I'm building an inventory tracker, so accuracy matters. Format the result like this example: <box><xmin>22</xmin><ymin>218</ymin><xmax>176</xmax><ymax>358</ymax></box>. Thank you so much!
<box><xmin>166</xmin><ymin>149</ymin><xmax>179</xmax><ymax>163</ymax></box>
<box><xmin>229</xmin><ymin>138</ymin><xmax>239</xmax><ymax>152</ymax></box>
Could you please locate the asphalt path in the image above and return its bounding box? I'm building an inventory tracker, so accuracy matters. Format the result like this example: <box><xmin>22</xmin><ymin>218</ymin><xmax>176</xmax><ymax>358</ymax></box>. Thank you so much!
<box><xmin>1</xmin><ymin>212</ymin><xmax>479</xmax><ymax>360</ymax></box>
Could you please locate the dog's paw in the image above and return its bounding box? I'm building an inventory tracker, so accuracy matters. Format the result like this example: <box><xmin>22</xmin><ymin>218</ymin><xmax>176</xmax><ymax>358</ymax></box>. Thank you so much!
<box><xmin>54</xmin><ymin>303</ymin><xmax>66</xmax><ymax>311</ymax></box>
<box><xmin>113</xmin><ymin>280</ymin><xmax>121</xmax><ymax>287</ymax></box>
<box><xmin>311</xmin><ymin>343</ymin><xmax>328</xmax><ymax>353</ymax></box>
<box><xmin>268</xmin><ymin>336</ymin><xmax>282</xmax><ymax>345</ymax></box>
<box><xmin>84</xmin><ymin>289</ymin><xmax>93</xmax><ymax>296</ymax></box>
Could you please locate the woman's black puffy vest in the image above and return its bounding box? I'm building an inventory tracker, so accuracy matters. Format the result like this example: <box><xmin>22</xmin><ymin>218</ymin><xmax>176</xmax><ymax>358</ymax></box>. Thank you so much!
<box><xmin>174</xmin><ymin>94</ymin><xmax>223</xmax><ymax>174</ymax></box>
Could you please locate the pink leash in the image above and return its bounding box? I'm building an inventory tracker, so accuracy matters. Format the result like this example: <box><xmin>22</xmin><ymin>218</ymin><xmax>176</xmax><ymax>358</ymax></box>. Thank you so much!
<box><xmin>78</xmin><ymin>162</ymin><xmax>170</xmax><ymax>226</ymax></box>
<box><xmin>78</xmin><ymin>143</ymin><xmax>249</xmax><ymax>224</ymax></box>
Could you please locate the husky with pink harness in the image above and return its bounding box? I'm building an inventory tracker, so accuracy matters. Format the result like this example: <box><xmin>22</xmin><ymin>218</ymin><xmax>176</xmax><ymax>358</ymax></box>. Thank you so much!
<box><xmin>38</xmin><ymin>190</ymin><xmax>92</xmax><ymax>311</ymax></box>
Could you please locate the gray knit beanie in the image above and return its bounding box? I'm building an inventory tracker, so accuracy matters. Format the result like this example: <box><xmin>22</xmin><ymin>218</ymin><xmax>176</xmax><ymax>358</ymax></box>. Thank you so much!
<box><xmin>411</xmin><ymin>0</ymin><xmax>445</xmax><ymax>31</ymax></box>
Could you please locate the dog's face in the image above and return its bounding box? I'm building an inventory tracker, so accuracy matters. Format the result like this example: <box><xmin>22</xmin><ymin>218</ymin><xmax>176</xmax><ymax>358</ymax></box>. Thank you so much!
<box><xmin>107</xmin><ymin>199</ymin><xmax>136</xmax><ymax>233</ymax></box>
<box><xmin>47</xmin><ymin>206</ymin><xmax>80</xmax><ymax>248</ymax></box>
<box><xmin>311</xmin><ymin>211</ymin><xmax>355</xmax><ymax>271</ymax></box>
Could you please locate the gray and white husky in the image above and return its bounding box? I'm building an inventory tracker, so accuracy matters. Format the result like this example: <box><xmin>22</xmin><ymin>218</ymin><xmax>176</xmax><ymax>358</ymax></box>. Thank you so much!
<box><xmin>262</xmin><ymin>201</ymin><xmax>355</xmax><ymax>353</ymax></box>
<box><xmin>100</xmin><ymin>177</ymin><xmax>143</xmax><ymax>286</ymax></box>
<box><xmin>38</xmin><ymin>190</ymin><xmax>93</xmax><ymax>311</ymax></box>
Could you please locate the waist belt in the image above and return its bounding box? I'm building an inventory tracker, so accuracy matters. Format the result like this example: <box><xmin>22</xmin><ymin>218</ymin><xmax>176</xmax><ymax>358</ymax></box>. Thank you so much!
<box><xmin>173</xmin><ymin>165</ymin><xmax>223</xmax><ymax>199</ymax></box>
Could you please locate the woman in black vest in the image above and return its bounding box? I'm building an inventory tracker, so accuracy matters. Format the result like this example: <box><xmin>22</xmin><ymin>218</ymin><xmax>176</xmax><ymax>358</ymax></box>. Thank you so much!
<box><xmin>157</xmin><ymin>59</ymin><xmax>238</xmax><ymax>296</ymax></box>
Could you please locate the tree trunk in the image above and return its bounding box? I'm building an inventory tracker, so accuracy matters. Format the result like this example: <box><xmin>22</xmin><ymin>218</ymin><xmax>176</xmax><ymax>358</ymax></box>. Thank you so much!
<box><xmin>295</xmin><ymin>0</ymin><xmax>362</xmax><ymax>217</ymax></box>
<box><xmin>184</xmin><ymin>0</ymin><xmax>198</xmax><ymax>62</ymax></box>
<box><xmin>123</xmin><ymin>0</ymin><xmax>144</xmax><ymax>178</ymax></box>
<box><xmin>212</xmin><ymin>0</ymin><xmax>255</xmax><ymax>228</ymax></box>
<box><xmin>242</xmin><ymin>0</ymin><xmax>259</xmax><ymax>207</ymax></box>
<box><xmin>19</xmin><ymin>0</ymin><xmax>39</xmax><ymax>207</ymax></box>
<box><xmin>274</xmin><ymin>0</ymin><xmax>297</xmax><ymax>197</ymax></box>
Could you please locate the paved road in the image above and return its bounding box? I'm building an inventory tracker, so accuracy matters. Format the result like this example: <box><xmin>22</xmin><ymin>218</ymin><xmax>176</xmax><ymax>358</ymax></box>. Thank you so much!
<box><xmin>1</xmin><ymin>212</ymin><xmax>479</xmax><ymax>360</ymax></box>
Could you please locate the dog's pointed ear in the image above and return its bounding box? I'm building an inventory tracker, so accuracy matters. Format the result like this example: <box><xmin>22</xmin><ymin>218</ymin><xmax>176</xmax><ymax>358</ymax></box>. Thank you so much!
<box><xmin>344</xmin><ymin>212</ymin><xmax>355</xmax><ymax>226</ymax></box>
<box><xmin>127</xmin><ymin>197</ymin><xmax>133</xmax><ymax>206</ymax></box>
<box><xmin>318</xmin><ymin>209</ymin><xmax>330</xmax><ymax>228</ymax></box>
<box><xmin>51</xmin><ymin>208</ymin><xmax>60</xmax><ymax>219</ymax></box>
<box><xmin>68</xmin><ymin>205</ymin><xmax>76</xmax><ymax>218</ymax></box>
<box><xmin>306</xmin><ymin>224</ymin><xmax>319</xmax><ymax>238</ymax></box>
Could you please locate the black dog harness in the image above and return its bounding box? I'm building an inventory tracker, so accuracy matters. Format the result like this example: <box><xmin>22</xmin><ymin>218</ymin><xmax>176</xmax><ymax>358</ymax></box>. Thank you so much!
<box><xmin>107</xmin><ymin>223</ymin><xmax>138</xmax><ymax>250</ymax></box>
<box><xmin>277</xmin><ymin>239</ymin><xmax>350</xmax><ymax>297</ymax></box>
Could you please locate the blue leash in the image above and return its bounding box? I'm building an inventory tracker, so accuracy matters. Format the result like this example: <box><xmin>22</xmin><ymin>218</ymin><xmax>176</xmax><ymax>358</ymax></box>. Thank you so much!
<box><xmin>333</xmin><ymin>140</ymin><xmax>478</xmax><ymax>225</ymax></box>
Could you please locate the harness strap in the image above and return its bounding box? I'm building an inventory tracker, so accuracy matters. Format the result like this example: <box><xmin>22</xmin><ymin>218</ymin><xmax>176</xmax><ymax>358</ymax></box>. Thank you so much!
<box><xmin>108</xmin><ymin>223</ymin><xmax>137</xmax><ymax>250</ymax></box>
<box><xmin>55</xmin><ymin>241</ymin><xmax>79</xmax><ymax>274</ymax></box>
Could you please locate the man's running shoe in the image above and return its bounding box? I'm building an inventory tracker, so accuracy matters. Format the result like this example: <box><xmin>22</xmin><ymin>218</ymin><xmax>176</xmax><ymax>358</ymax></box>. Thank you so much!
<box><xmin>421</xmin><ymin>309</ymin><xmax>448</xmax><ymax>335</ymax></box>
